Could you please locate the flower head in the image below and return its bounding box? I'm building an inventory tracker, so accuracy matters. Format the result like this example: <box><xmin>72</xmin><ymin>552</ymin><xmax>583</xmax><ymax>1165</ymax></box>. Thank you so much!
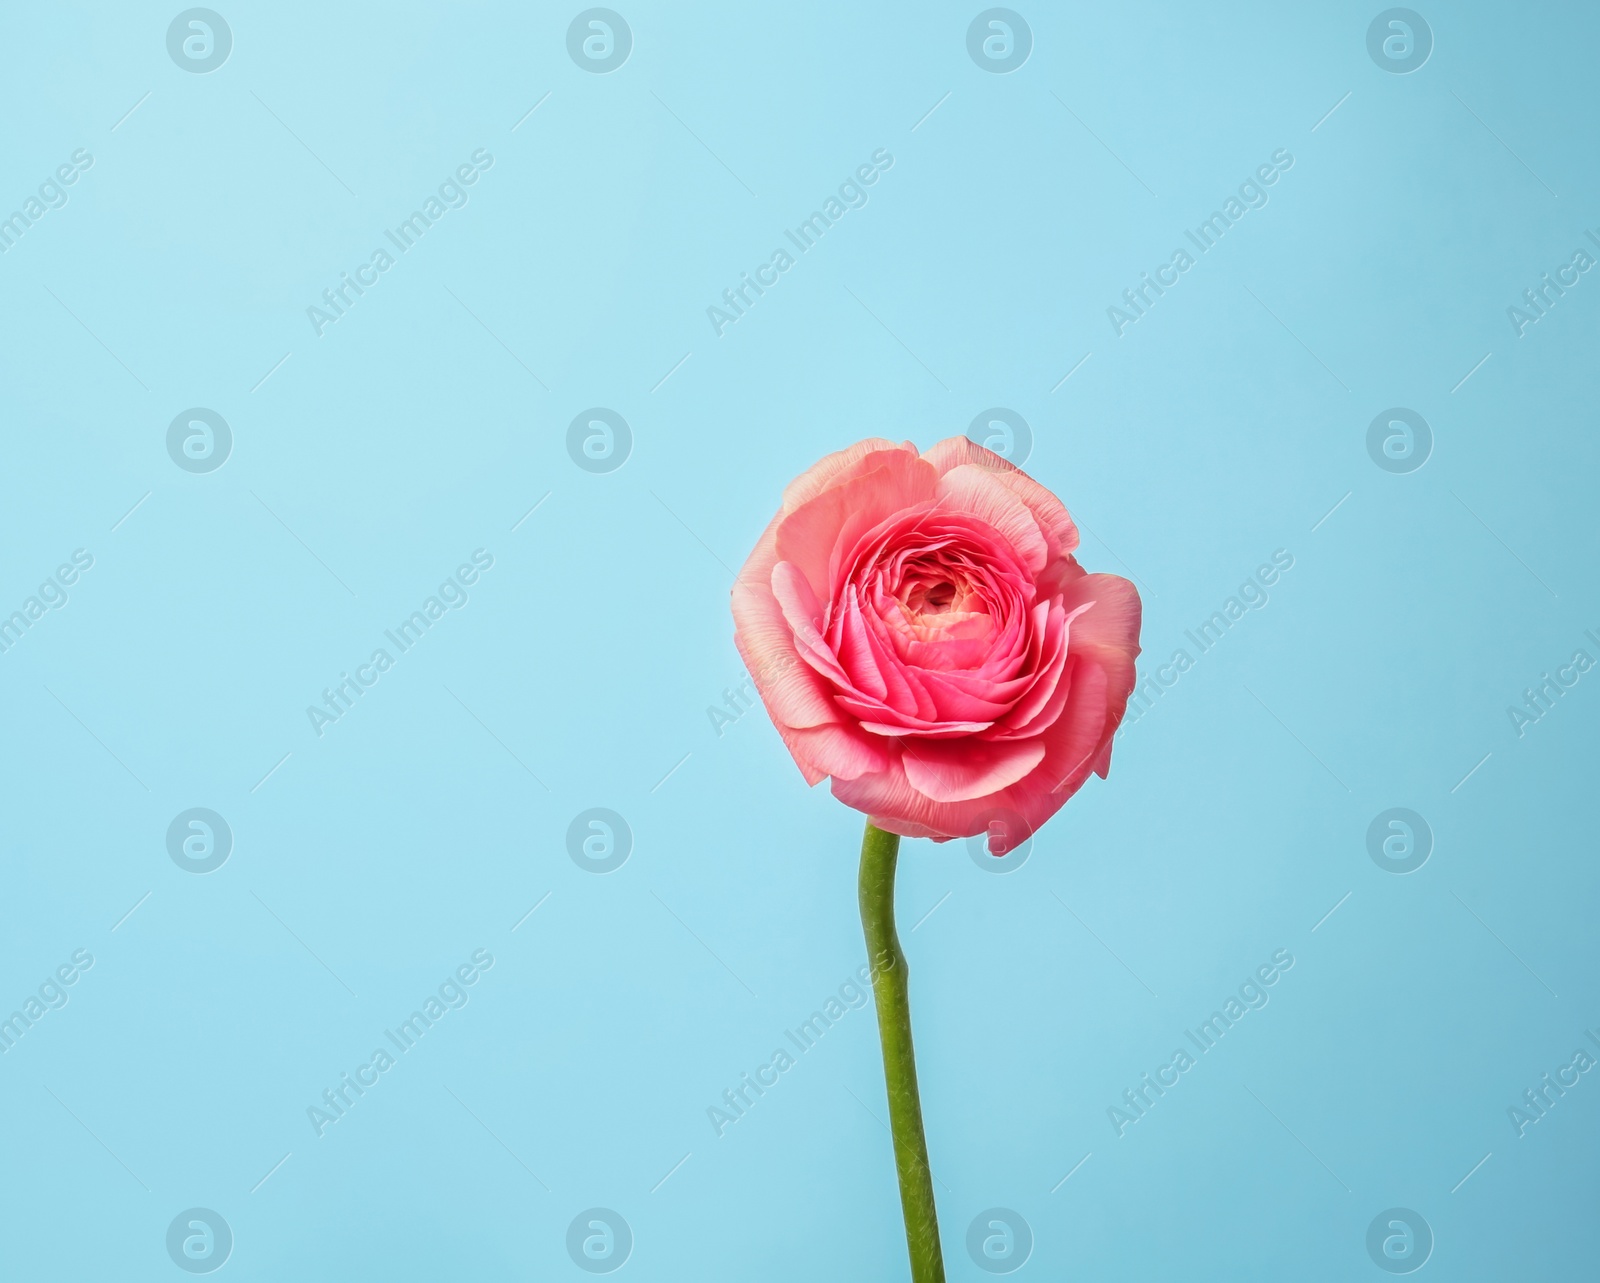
<box><xmin>733</xmin><ymin>437</ymin><xmax>1141</xmax><ymax>850</ymax></box>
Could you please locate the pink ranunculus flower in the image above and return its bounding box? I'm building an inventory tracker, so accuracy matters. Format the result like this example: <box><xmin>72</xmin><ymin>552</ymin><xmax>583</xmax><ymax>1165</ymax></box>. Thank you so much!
<box><xmin>732</xmin><ymin>437</ymin><xmax>1142</xmax><ymax>851</ymax></box>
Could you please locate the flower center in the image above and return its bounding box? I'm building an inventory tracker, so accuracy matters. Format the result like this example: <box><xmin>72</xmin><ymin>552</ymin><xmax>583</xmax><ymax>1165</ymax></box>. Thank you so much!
<box><xmin>897</xmin><ymin>567</ymin><xmax>975</xmax><ymax>622</ymax></box>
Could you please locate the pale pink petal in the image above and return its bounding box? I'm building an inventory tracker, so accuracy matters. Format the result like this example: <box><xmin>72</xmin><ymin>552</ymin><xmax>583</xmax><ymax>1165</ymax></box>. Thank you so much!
<box><xmin>1055</xmin><ymin>574</ymin><xmax>1139</xmax><ymax>778</ymax></box>
<box><xmin>780</xmin><ymin>438</ymin><xmax>914</xmax><ymax>513</ymax></box>
<box><xmin>776</xmin><ymin>450</ymin><xmax>937</xmax><ymax>600</ymax></box>
<box><xmin>922</xmin><ymin>436</ymin><xmax>1079</xmax><ymax>558</ymax></box>
<box><xmin>829</xmin><ymin>761</ymin><xmax>981</xmax><ymax>841</ymax></box>
<box><xmin>1059</xmin><ymin>572</ymin><xmax>1142</xmax><ymax>662</ymax></box>
<box><xmin>786</xmin><ymin>723</ymin><xmax>891</xmax><ymax>782</ymax></box>
<box><xmin>855</xmin><ymin>717</ymin><xmax>992</xmax><ymax>738</ymax></box>
<box><xmin>933</xmin><ymin>464</ymin><xmax>1049</xmax><ymax>574</ymax></box>
<box><xmin>899</xmin><ymin>736</ymin><xmax>1046</xmax><ymax>803</ymax></box>
<box><xmin>731</xmin><ymin>518</ymin><xmax>837</xmax><ymax>734</ymax></box>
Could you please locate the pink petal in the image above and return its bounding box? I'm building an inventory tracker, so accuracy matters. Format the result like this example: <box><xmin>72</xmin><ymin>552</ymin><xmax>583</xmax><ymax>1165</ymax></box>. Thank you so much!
<box><xmin>1060</xmin><ymin>572</ymin><xmax>1142</xmax><ymax>661</ymax></box>
<box><xmin>776</xmin><ymin>450</ymin><xmax>937</xmax><ymax>601</ymax></box>
<box><xmin>1041</xmin><ymin>658</ymin><xmax>1111</xmax><ymax>794</ymax></box>
<box><xmin>780</xmin><ymin>438</ymin><xmax>914</xmax><ymax>513</ymax></box>
<box><xmin>988</xmin><ymin>600</ymin><xmax>1084</xmax><ymax>739</ymax></box>
<box><xmin>732</xmin><ymin>521</ymin><xmax>829</xmax><ymax>721</ymax></box>
<box><xmin>899</xmin><ymin>736</ymin><xmax>1046</xmax><ymax>803</ymax></box>
<box><xmin>786</xmin><ymin>723</ymin><xmax>891</xmax><ymax>782</ymax></box>
<box><xmin>933</xmin><ymin>464</ymin><xmax>1050</xmax><ymax>575</ymax></box>
<box><xmin>922</xmin><ymin>436</ymin><xmax>1079</xmax><ymax>560</ymax></box>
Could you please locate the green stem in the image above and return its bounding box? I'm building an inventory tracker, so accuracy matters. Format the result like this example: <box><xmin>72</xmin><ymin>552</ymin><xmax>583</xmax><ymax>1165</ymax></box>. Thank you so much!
<box><xmin>858</xmin><ymin>819</ymin><xmax>945</xmax><ymax>1283</ymax></box>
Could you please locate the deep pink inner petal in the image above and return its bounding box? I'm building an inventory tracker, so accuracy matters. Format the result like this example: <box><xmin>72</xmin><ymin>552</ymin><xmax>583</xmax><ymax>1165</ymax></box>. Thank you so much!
<box><xmin>768</xmin><ymin>500</ymin><xmax>1074</xmax><ymax>739</ymax></box>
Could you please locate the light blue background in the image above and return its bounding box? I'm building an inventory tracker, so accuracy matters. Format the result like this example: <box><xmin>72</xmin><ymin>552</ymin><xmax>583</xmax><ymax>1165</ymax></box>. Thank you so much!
<box><xmin>2</xmin><ymin>2</ymin><xmax>1596</xmax><ymax>1278</ymax></box>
